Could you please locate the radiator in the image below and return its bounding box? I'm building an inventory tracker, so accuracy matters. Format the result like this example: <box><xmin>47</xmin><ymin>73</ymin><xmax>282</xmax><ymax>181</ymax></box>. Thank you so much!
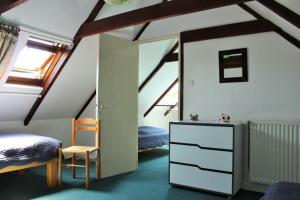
<box><xmin>249</xmin><ymin>121</ymin><xmax>300</xmax><ymax>185</ymax></box>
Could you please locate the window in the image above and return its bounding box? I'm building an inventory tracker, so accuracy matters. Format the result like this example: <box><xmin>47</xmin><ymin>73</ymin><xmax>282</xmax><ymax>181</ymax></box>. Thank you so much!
<box><xmin>6</xmin><ymin>37</ymin><xmax>65</xmax><ymax>87</ymax></box>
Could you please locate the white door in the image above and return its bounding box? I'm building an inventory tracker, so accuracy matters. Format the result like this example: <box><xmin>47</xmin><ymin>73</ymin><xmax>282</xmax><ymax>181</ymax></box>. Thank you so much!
<box><xmin>97</xmin><ymin>34</ymin><xmax>138</xmax><ymax>178</ymax></box>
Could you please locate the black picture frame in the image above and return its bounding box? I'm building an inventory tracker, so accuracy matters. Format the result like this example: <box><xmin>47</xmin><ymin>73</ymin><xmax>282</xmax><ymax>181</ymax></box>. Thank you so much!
<box><xmin>219</xmin><ymin>48</ymin><xmax>248</xmax><ymax>83</ymax></box>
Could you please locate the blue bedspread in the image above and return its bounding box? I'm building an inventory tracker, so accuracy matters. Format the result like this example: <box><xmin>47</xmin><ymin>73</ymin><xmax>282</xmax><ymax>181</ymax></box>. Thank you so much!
<box><xmin>0</xmin><ymin>132</ymin><xmax>62</xmax><ymax>169</ymax></box>
<box><xmin>261</xmin><ymin>182</ymin><xmax>300</xmax><ymax>200</ymax></box>
<box><xmin>138</xmin><ymin>126</ymin><xmax>169</xmax><ymax>150</ymax></box>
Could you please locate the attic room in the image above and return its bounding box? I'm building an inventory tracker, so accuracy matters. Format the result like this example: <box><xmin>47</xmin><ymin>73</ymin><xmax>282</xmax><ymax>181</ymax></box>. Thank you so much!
<box><xmin>0</xmin><ymin>0</ymin><xmax>299</xmax><ymax>199</ymax></box>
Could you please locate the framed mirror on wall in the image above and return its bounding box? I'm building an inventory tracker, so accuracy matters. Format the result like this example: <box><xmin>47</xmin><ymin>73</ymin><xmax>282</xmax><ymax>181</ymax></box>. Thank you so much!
<box><xmin>219</xmin><ymin>48</ymin><xmax>248</xmax><ymax>83</ymax></box>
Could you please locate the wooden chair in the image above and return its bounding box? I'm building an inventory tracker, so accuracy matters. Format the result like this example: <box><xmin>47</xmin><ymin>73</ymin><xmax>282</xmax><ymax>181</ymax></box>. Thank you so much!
<box><xmin>58</xmin><ymin>118</ymin><xmax>100</xmax><ymax>189</ymax></box>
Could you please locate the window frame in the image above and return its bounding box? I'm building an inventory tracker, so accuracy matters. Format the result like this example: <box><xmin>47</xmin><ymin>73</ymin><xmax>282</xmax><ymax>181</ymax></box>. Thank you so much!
<box><xmin>6</xmin><ymin>38</ymin><xmax>67</xmax><ymax>87</ymax></box>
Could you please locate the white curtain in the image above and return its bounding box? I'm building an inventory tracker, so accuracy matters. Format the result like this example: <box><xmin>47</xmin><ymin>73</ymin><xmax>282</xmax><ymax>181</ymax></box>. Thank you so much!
<box><xmin>0</xmin><ymin>29</ymin><xmax>18</xmax><ymax>81</ymax></box>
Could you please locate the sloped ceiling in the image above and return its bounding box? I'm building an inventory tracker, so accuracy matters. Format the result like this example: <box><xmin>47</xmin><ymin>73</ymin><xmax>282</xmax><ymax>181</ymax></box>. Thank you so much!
<box><xmin>245</xmin><ymin>1</ymin><xmax>300</xmax><ymax>40</ymax></box>
<box><xmin>0</xmin><ymin>0</ymin><xmax>299</xmax><ymax>122</ymax></box>
<box><xmin>140</xmin><ymin>5</ymin><xmax>255</xmax><ymax>40</ymax></box>
<box><xmin>275</xmin><ymin>0</ymin><xmax>300</xmax><ymax>14</ymax></box>
<box><xmin>2</xmin><ymin>0</ymin><xmax>98</xmax><ymax>39</ymax></box>
<box><xmin>33</xmin><ymin>36</ymin><xmax>98</xmax><ymax>120</ymax></box>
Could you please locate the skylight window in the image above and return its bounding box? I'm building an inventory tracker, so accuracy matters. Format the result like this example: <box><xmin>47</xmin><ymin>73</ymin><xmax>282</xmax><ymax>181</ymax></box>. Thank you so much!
<box><xmin>11</xmin><ymin>47</ymin><xmax>54</xmax><ymax>79</ymax></box>
<box><xmin>7</xmin><ymin>37</ymin><xmax>64</xmax><ymax>86</ymax></box>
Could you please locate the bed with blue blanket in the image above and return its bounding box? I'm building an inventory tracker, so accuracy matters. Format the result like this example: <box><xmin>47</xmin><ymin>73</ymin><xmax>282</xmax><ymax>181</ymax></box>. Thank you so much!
<box><xmin>0</xmin><ymin>132</ymin><xmax>62</xmax><ymax>188</ymax></box>
<box><xmin>138</xmin><ymin>126</ymin><xmax>169</xmax><ymax>151</ymax></box>
<box><xmin>261</xmin><ymin>182</ymin><xmax>300</xmax><ymax>200</ymax></box>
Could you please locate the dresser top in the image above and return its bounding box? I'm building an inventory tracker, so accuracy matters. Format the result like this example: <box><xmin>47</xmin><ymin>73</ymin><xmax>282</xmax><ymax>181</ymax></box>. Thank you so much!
<box><xmin>170</xmin><ymin>120</ymin><xmax>244</xmax><ymax>127</ymax></box>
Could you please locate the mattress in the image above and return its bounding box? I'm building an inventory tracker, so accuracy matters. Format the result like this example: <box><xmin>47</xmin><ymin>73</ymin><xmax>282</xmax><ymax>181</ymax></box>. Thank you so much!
<box><xmin>0</xmin><ymin>132</ymin><xmax>62</xmax><ymax>169</ymax></box>
<box><xmin>261</xmin><ymin>182</ymin><xmax>300</xmax><ymax>200</ymax></box>
<box><xmin>138</xmin><ymin>126</ymin><xmax>169</xmax><ymax>150</ymax></box>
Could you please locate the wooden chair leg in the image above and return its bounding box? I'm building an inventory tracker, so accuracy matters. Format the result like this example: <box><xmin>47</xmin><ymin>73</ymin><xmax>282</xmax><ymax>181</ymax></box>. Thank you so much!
<box><xmin>72</xmin><ymin>153</ymin><xmax>76</xmax><ymax>179</ymax></box>
<box><xmin>85</xmin><ymin>151</ymin><xmax>90</xmax><ymax>189</ymax></box>
<box><xmin>96</xmin><ymin>149</ymin><xmax>100</xmax><ymax>179</ymax></box>
<box><xmin>58</xmin><ymin>148</ymin><xmax>62</xmax><ymax>187</ymax></box>
<box><xmin>47</xmin><ymin>158</ymin><xmax>58</xmax><ymax>188</ymax></box>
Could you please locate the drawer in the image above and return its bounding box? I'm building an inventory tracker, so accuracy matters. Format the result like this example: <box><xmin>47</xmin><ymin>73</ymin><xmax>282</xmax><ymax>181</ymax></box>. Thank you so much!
<box><xmin>170</xmin><ymin>124</ymin><xmax>233</xmax><ymax>150</ymax></box>
<box><xmin>170</xmin><ymin>163</ymin><xmax>232</xmax><ymax>195</ymax></box>
<box><xmin>170</xmin><ymin>144</ymin><xmax>233</xmax><ymax>172</ymax></box>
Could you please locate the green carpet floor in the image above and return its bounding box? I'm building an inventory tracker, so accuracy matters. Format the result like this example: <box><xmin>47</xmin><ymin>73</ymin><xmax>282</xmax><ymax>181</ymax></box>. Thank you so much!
<box><xmin>0</xmin><ymin>148</ymin><xmax>263</xmax><ymax>200</ymax></box>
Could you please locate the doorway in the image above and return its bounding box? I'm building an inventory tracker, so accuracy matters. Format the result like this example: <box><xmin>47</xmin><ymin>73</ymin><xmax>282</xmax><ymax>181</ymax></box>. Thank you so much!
<box><xmin>138</xmin><ymin>37</ymin><xmax>180</xmax><ymax>153</ymax></box>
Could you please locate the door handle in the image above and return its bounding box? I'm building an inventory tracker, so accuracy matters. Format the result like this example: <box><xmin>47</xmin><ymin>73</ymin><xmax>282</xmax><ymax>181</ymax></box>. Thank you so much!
<box><xmin>99</xmin><ymin>105</ymin><xmax>109</xmax><ymax>109</ymax></box>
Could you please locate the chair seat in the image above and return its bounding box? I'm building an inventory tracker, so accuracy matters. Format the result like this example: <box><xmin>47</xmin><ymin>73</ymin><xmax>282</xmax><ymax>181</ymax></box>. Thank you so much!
<box><xmin>62</xmin><ymin>146</ymin><xmax>99</xmax><ymax>154</ymax></box>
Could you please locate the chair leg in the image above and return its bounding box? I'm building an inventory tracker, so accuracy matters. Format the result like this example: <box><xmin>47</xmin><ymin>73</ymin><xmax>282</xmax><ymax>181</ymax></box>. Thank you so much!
<box><xmin>85</xmin><ymin>151</ymin><xmax>90</xmax><ymax>189</ymax></box>
<box><xmin>58</xmin><ymin>148</ymin><xmax>62</xmax><ymax>187</ymax></box>
<box><xmin>96</xmin><ymin>149</ymin><xmax>100</xmax><ymax>180</ymax></box>
<box><xmin>72</xmin><ymin>153</ymin><xmax>76</xmax><ymax>179</ymax></box>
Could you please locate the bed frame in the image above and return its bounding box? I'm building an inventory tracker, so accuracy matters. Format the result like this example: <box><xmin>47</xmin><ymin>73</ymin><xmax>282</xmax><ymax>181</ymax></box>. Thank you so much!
<box><xmin>0</xmin><ymin>158</ymin><xmax>58</xmax><ymax>188</ymax></box>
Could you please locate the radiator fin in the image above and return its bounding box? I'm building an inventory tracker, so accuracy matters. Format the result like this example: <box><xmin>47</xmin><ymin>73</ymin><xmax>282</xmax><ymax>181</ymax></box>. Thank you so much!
<box><xmin>249</xmin><ymin>121</ymin><xmax>300</xmax><ymax>184</ymax></box>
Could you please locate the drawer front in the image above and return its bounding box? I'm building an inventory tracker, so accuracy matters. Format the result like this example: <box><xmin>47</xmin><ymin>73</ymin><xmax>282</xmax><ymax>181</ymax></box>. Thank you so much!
<box><xmin>170</xmin><ymin>124</ymin><xmax>233</xmax><ymax>150</ymax></box>
<box><xmin>170</xmin><ymin>144</ymin><xmax>233</xmax><ymax>172</ymax></box>
<box><xmin>170</xmin><ymin>163</ymin><xmax>232</xmax><ymax>195</ymax></box>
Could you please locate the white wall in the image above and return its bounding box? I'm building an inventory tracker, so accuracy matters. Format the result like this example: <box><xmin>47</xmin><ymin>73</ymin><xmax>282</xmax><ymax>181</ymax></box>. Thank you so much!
<box><xmin>183</xmin><ymin>32</ymin><xmax>300</xmax><ymax>191</ymax></box>
<box><xmin>0</xmin><ymin>118</ymin><xmax>95</xmax><ymax>147</ymax></box>
<box><xmin>183</xmin><ymin>32</ymin><xmax>300</xmax><ymax>121</ymax></box>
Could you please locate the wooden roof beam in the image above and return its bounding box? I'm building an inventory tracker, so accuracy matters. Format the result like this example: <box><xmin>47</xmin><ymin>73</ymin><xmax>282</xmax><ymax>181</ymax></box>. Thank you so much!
<box><xmin>238</xmin><ymin>3</ymin><xmax>300</xmax><ymax>49</ymax></box>
<box><xmin>139</xmin><ymin>42</ymin><xmax>178</xmax><ymax>92</ymax></box>
<box><xmin>77</xmin><ymin>0</ymin><xmax>253</xmax><ymax>38</ymax></box>
<box><xmin>144</xmin><ymin>78</ymin><xmax>178</xmax><ymax>117</ymax></box>
<box><xmin>0</xmin><ymin>0</ymin><xmax>28</xmax><ymax>14</ymax></box>
<box><xmin>24</xmin><ymin>0</ymin><xmax>105</xmax><ymax>126</ymax></box>
<box><xmin>257</xmin><ymin>0</ymin><xmax>300</xmax><ymax>29</ymax></box>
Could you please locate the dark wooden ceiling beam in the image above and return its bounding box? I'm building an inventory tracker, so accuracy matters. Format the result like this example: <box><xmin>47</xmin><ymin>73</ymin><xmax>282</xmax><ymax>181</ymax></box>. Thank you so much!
<box><xmin>132</xmin><ymin>22</ymin><xmax>151</xmax><ymax>41</ymax></box>
<box><xmin>24</xmin><ymin>0</ymin><xmax>105</xmax><ymax>126</ymax></box>
<box><xmin>144</xmin><ymin>78</ymin><xmax>178</xmax><ymax>117</ymax></box>
<box><xmin>132</xmin><ymin>0</ymin><xmax>168</xmax><ymax>41</ymax></box>
<box><xmin>0</xmin><ymin>0</ymin><xmax>28</xmax><ymax>14</ymax></box>
<box><xmin>77</xmin><ymin>0</ymin><xmax>252</xmax><ymax>38</ymax></box>
<box><xmin>257</xmin><ymin>0</ymin><xmax>300</xmax><ymax>29</ymax></box>
<box><xmin>238</xmin><ymin>3</ymin><xmax>300</xmax><ymax>49</ymax></box>
<box><xmin>165</xmin><ymin>53</ymin><xmax>179</xmax><ymax>62</ymax></box>
<box><xmin>181</xmin><ymin>20</ymin><xmax>277</xmax><ymax>43</ymax></box>
<box><xmin>75</xmin><ymin>90</ymin><xmax>96</xmax><ymax>119</ymax></box>
<box><xmin>139</xmin><ymin>42</ymin><xmax>178</xmax><ymax>92</ymax></box>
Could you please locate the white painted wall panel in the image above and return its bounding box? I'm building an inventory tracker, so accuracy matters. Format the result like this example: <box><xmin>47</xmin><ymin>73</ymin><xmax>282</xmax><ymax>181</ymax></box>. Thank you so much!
<box><xmin>183</xmin><ymin>32</ymin><xmax>300</xmax><ymax>121</ymax></box>
<box><xmin>0</xmin><ymin>119</ymin><xmax>94</xmax><ymax>147</ymax></box>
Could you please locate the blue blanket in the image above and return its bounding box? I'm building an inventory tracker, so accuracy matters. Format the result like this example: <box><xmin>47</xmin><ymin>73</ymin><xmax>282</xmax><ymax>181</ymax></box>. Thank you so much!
<box><xmin>0</xmin><ymin>132</ymin><xmax>62</xmax><ymax>169</ymax></box>
<box><xmin>261</xmin><ymin>182</ymin><xmax>300</xmax><ymax>200</ymax></box>
<box><xmin>138</xmin><ymin>126</ymin><xmax>169</xmax><ymax>150</ymax></box>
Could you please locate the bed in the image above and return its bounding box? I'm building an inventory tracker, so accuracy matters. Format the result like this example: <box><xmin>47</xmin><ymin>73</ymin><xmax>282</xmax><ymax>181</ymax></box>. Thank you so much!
<box><xmin>261</xmin><ymin>182</ymin><xmax>300</xmax><ymax>200</ymax></box>
<box><xmin>0</xmin><ymin>132</ymin><xmax>62</xmax><ymax>188</ymax></box>
<box><xmin>138</xmin><ymin>126</ymin><xmax>169</xmax><ymax>151</ymax></box>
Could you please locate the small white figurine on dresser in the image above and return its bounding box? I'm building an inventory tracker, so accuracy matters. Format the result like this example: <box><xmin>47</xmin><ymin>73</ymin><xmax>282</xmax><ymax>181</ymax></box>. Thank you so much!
<box><xmin>219</xmin><ymin>113</ymin><xmax>231</xmax><ymax>122</ymax></box>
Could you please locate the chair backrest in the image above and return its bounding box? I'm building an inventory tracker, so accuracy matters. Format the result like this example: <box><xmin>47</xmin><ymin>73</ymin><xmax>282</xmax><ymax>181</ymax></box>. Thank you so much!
<box><xmin>72</xmin><ymin>118</ymin><xmax>100</xmax><ymax>148</ymax></box>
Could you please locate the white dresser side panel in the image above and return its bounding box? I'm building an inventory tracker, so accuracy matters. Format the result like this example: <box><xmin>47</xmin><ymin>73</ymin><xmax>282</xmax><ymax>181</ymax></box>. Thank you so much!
<box><xmin>233</xmin><ymin>124</ymin><xmax>244</xmax><ymax>195</ymax></box>
<box><xmin>170</xmin><ymin>164</ymin><xmax>232</xmax><ymax>194</ymax></box>
<box><xmin>170</xmin><ymin>144</ymin><xmax>233</xmax><ymax>172</ymax></box>
<box><xmin>170</xmin><ymin>124</ymin><xmax>233</xmax><ymax>150</ymax></box>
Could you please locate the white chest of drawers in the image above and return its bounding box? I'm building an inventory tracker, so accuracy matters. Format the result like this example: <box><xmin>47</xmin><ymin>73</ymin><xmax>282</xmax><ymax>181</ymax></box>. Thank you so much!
<box><xmin>169</xmin><ymin>121</ymin><xmax>244</xmax><ymax>197</ymax></box>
